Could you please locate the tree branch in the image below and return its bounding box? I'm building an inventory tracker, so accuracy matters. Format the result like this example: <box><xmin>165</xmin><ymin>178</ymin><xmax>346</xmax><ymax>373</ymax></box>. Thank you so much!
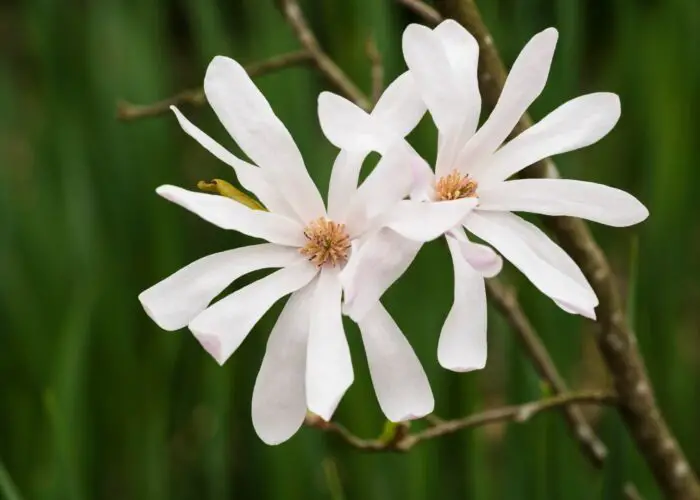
<box><xmin>430</xmin><ymin>0</ymin><xmax>700</xmax><ymax>497</ymax></box>
<box><xmin>277</xmin><ymin>0</ymin><xmax>371</xmax><ymax>111</ymax></box>
<box><xmin>306</xmin><ymin>391</ymin><xmax>616</xmax><ymax>452</ymax></box>
<box><xmin>116</xmin><ymin>50</ymin><xmax>313</xmax><ymax>121</ymax></box>
<box><xmin>365</xmin><ymin>35</ymin><xmax>384</xmax><ymax>104</ymax></box>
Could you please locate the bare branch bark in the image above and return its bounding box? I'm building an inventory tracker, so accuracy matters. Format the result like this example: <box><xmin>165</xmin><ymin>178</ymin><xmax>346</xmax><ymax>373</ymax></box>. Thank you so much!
<box><xmin>116</xmin><ymin>50</ymin><xmax>313</xmax><ymax>121</ymax></box>
<box><xmin>306</xmin><ymin>391</ymin><xmax>616</xmax><ymax>452</ymax></box>
<box><xmin>431</xmin><ymin>0</ymin><xmax>700</xmax><ymax>497</ymax></box>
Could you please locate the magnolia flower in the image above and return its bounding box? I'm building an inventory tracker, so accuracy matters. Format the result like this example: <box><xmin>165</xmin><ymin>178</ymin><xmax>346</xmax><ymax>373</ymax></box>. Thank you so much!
<box><xmin>319</xmin><ymin>21</ymin><xmax>648</xmax><ymax>373</ymax></box>
<box><xmin>139</xmin><ymin>56</ymin><xmax>476</xmax><ymax>444</ymax></box>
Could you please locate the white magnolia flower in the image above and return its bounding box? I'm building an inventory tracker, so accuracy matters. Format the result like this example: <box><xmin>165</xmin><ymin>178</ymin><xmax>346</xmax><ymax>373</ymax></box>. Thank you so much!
<box><xmin>139</xmin><ymin>56</ymin><xmax>477</xmax><ymax>444</ymax></box>
<box><xmin>319</xmin><ymin>21</ymin><xmax>648</xmax><ymax>373</ymax></box>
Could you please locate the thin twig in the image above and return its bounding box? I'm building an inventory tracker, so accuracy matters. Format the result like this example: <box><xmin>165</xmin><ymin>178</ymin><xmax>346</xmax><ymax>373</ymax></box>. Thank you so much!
<box><xmin>365</xmin><ymin>35</ymin><xmax>384</xmax><ymax>104</ymax></box>
<box><xmin>306</xmin><ymin>391</ymin><xmax>616</xmax><ymax>452</ymax></box>
<box><xmin>277</xmin><ymin>0</ymin><xmax>371</xmax><ymax>111</ymax></box>
<box><xmin>429</xmin><ymin>0</ymin><xmax>700</xmax><ymax>497</ymax></box>
<box><xmin>396</xmin><ymin>0</ymin><xmax>442</xmax><ymax>24</ymax></box>
<box><xmin>486</xmin><ymin>279</ymin><xmax>608</xmax><ymax>465</ymax></box>
<box><xmin>116</xmin><ymin>50</ymin><xmax>313</xmax><ymax>121</ymax></box>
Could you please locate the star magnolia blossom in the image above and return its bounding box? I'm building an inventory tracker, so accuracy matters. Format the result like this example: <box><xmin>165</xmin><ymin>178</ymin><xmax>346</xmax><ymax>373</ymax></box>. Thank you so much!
<box><xmin>139</xmin><ymin>56</ymin><xmax>477</xmax><ymax>444</ymax></box>
<box><xmin>319</xmin><ymin>21</ymin><xmax>648</xmax><ymax>373</ymax></box>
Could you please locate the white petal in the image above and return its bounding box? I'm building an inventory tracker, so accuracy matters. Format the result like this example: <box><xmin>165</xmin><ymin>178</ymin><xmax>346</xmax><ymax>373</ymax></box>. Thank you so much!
<box><xmin>156</xmin><ymin>185</ymin><xmax>305</xmax><ymax>246</ymax></box>
<box><xmin>439</xmin><ymin>233</ymin><xmax>488</xmax><ymax>372</ymax></box>
<box><xmin>357</xmin><ymin>303</ymin><xmax>434</xmax><ymax>421</ymax></box>
<box><xmin>433</xmin><ymin>20</ymin><xmax>481</xmax><ymax>137</ymax></box>
<box><xmin>465</xmin><ymin>211</ymin><xmax>597</xmax><ymax>317</ymax></box>
<box><xmin>139</xmin><ymin>244</ymin><xmax>300</xmax><ymax>331</ymax></box>
<box><xmin>317</xmin><ymin>92</ymin><xmax>388</xmax><ymax>152</ymax></box>
<box><xmin>371</xmin><ymin>71</ymin><xmax>426</xmax><ymax>138</ymax></box>
<box><xmin>169</xmin><ymin>106</ymin><xmax>295</xmax><ymax>218</ymax></box>
<box><xmin>204</xmin><ymin>56</ymin><xmax>325</xmax><ymax>221</ymax></box>
<box><xmin>341</xmin><ymin>228</ymin><xmax>421</xmax><ymax>321</ymax></box>
<box><xmin>477</xmin><ymin>211</ymin><xmax>598</xmax><ymax>317</ymax></box>
<box><xmin>478</xmin><ymin>93</ymin><xmax>622</xmax><ymax>185</ymax></box>
<box><xmin>477</xmin><ymin>179</ymin><xmax>649</xmax><ymax>227</ymax></box>
<box><xmin>306</xmin><ymin>267</ymin><xmax>353</xmax><ymax>420</ymax></box>
<box><xmin>344</xmin><ymin>143</ymin><xmax>415</xmax><ymax>235</ymax></box>
<box><xmin>447</xmin><ymin>229</ymin><xmax>503</xmax><ymax>278</ymax></box>
<box><xmin>326</xmin><ymin>150</ymin><xmax>367</xmax><ymax>221</ymax></box>
<box><xmin>189</xmin><ymin>261</ymin><xmax>317</xmax><ymax>365</ymax></box>
<box><xmin>382</xmin><ymin>198</ymin><xmax>478</xmax><ymax>242</ymax></box>
<box><xmin>402</xmin><ymin>24</ymin><xmax>470</xmax><ymax>134</ymax></box>
<box><xmin>457</xmin><ymin>28</ymin><xmax>559</xmax><ymax>174</ymax></box>
<box><xmin>251</xmin><ymin>280</ymin><xmax>316</xmax><ymax>445</ymax></box>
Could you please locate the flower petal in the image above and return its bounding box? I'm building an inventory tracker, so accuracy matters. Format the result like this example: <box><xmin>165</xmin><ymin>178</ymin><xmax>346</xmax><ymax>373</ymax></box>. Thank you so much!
<box><xmin>306</xmin><ymin>267</ymin><xmax>353</xmax><ymax>420</ymax></box>
<box><xmin>477</xmin><ymin>179</ymin><xmax>649</xmax><ymax>227</ymax></box>
<box><xmin>169</xmin><ymin>106</ymin><xmax>294</xmax><ymax>218</ymax></box>
<box><xmin>465</xmin><ymin>211</ymin><xmax>597</xmax><ymax>317</ymax></box>
<box><xmin>139</xmin><ymin>244</ymin><xmax>300</xmax><ymax>331</ymax></box>
<box><xmin>439</xmin><ymin>232</ymin><xmax>488</xmax><ymax>372</ymax></box>
<box><xmin>357</xmin><ymin>303</ymin><xmax>434</xmax><ymax>421</ymax></box>
<box><xmin>341</xmin><ymin>228</ymin><xmax>421</xmax><ymax>321</ymax></box>
<box><xmin>371</xmin><ymin>71</ymin><xmax>426</xmax><ymax>138</ymax></box>
<box><xmin>477</xmin><ymin>93</ymin><xmax>622</xmax><ymax>185</ymax></box>
<box><xmin>317</xmin><ymin>92</ymin><xmax>387</xmax><ymax>152</ymax></box>
<box><xmin>204</xmin><ymin>56</ymin><xmax>325</xmax><ymax>221</ymax></box>
<box><xmin>402</xmin><ymin>23</ymin><xmax>470</xmax><ymax>134</ymax></box>
<box><xmin>326</xmin><ymin>150</ymin><xmax>367</xmax><ymax>221</ymax></box>
<box><xmin>447</xmin><ymin>229</ymin><xmax>503</xmax><ymax>278</ymax></box>
<box><xmin>382</xmin><ymin>198</ymin><xmax>478</xmax><ymax>242</ymax></box>
<box><xmin>458</xmin><ymin>28</ymin><xmax>559</xmax><ymax>175</ymax></box>
<box><xmin>156</xmin><ymin>185</ymin><xmax>305</xmax><ymax>246</ymax></box>
<box><xmin>189</xmin><ymin>261</ymin><xmax>317</xmax><ymax>365</ymax></box>
<box><xmin>251</xmin><ymin>280</ymin><xmax>316</xmax><ymax>445</ymax></box>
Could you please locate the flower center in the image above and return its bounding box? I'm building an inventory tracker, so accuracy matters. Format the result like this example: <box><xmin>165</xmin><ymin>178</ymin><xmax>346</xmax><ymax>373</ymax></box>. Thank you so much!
<box><xmin>435</xmin><ymin>170</ymin><xmax>479</xmax><ymax>201</ymax></box>
<box><xmin>300</xmin><ymin>218</ymin><xmax>351</xmax><ymax>267</ymax></box>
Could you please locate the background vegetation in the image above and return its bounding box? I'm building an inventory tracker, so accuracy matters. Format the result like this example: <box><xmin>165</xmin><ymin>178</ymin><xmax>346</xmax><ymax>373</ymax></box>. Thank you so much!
<box><xmin>1</xmin><ymin>0</ymin><xmax>699</xmax><ymax>498</ymax></box>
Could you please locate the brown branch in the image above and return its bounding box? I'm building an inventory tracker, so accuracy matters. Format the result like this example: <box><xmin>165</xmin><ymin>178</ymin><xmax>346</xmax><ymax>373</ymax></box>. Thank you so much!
<box><xmin>365</xmin><ymin>35</ymin><xmax>384</xmax><ymax>104</ymax></box>
<box><xmin>486</xmin><ymin>279</ymin><xmax>608</xmax><ymax>465</ymax></box>
<box><xmin>396</xmin><ymin>0</ymin><xmax>442</xmax><ymax>24</ymax></box>
<box><xmin>306</xmin><ymin>391</ymin><xmax>616</xmax><ymax>452</ymax></box>
<box><xmin>430</xmin><ymin>0</ymin><xmax>700</xmax><ymax>498</ymax></box>
<box><xmin>277</xmin><ymin>0</ymin><xmax>372</xmax><ymax>111</ymax></box>
<box><xmin>116</xmin><ymin>50</ymin><xmax>313</xmax><ymax>121</ymax></box>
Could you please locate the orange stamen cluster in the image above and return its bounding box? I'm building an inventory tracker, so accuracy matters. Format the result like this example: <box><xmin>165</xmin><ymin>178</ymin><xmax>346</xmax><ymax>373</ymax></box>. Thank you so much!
<box><xmin>435</xmin><ymin>170</ymin><xmax>479</xmax><ymax>201</ymax></box>
<box><xmin>300</xmin><ymin>218</ymin><xmax>351</xmax><ymax>267</ymax></box>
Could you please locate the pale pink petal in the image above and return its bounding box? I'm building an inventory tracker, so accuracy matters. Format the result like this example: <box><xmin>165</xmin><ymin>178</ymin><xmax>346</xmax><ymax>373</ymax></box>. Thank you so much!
<box><xmin>371</xmin><ymin>71</ymin><xmax>426</xmax><ymax>138</ymax></box>
<box><xmin>439</xmin><ymin>233</ymin><xmax>488</xmax><ymax>371</ymax></box>
<box><xmin>306</xmin><ymin>267</ymin><xmax>353</xmax><ymax>420</ymax></box>
<box><xmin>189</xmin><ymin>261</ymin><xmax>318</xmax><ymax>365</ymax></box>
<box><xmin>382</xmin><ymin>198</ymin><xmax>478</xmax><ymax>242</ymax></box>
<box><xmin>156</xmin><ymin>185</ymin><xmax>305</xmax><ymax>246</ymax></box>
<box><xmin>204</xmin><ymin>56</ymin><xmax>325</xmax><ymax>221</ymax></box>
<box><xmin>139</xmin><ymin>244</ymin><xmax>300</xmax><ymax>331</ymax></box>
<box><xmin>326</xmin><ymin>150</ymin><xmax>366</xmax><ymax>221</ymax></box>
<box><xmin>358</xmin><ymin>303</ymin><xmax>434</xmax><ymax>421</ymax></box>
<box><xmin>317</xmin><ymin>92</ymin><xmax>388</xmax><ymax>152</ymax></box>
<box><xmin>251</xmin><ymin>280</ymin><xmax>316</xmax><ymax>445</ymax></box>
<box><xmin>447</xmin><ymin>229</ymin><xmax>503</xmax><ymax>278</ymax></box>
<box><xmin>477</xmin><ymin>179</ymin><xmax>649</xmax><ymax>227</ymax></box>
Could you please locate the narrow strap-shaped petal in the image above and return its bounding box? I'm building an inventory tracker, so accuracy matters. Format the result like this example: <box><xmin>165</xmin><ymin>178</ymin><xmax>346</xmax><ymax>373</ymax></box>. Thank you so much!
<box><xmin>156</xmin><ymin>185</ymin><xmax>306</xmax><ymax>246</ymax></box>
<box><xmin>439</xmin><ymin>231</ymin><xmax>488</xmax><ymax>372</ymax></box>
<box><xmin>341</xmin><ymin>228</ymin><xmax>421</xmax><ymax>321</ymax></box>
<box><xmin>381</xmin><ymin>198</ymin><xmax>478</xmax><ymax>242</ymax></box>
<box><xmin>306</xmin><ymin>267</ymin><xmax>353</xmax><ymax>421</ymax></box>
<box><xmin>402</xmin><ymin>23</ymin><xmax>470</xmax><ymax>136</ymax></box>
<box><xmin>169</xmin><ymin>106</ymin><xmax>295</xmax><ymax>218</ymax></box>
<box><xmin>457</xmin><ymin>28</ymin><xmax>559</xmax><ymax>175</ymax></box>
<box><xmin>251</xmin><ymin>279</ymin><xmax>316</xmax><ymax>445</ymax></box>
<box><xmin>477</xmin><ymin>179</ymin><xmax>649</xmax><ymax>227</ymax></box>
<box><xmin>139</xmin><ymin>244</ymin><xmax>301</xmax><ymax>331</ymax></box>
<box><xmin>465</xmin><ymin>211</ymin><xmax>598</xmax><ymax>318</ymax></box>
<box><xmin>357</xmin><ymin>303</ymin><xmax>434</xmax><ymax>421</ymax></box>
<box><xmin>447</xmin><ymin>229</ymin><xmax>503</xmax><ymax>278</ymax></box>
<box><xmin>189</xmin><ymin>260</ymin><xmax>318</xmax><ymax>365</ymax></box>
<box><xmin>326</xmin><ymin>150</ymin><xmax>367</xmax><ymax>222</ymax></box>
<box><xmin>317</xmin><ymin>92</ymin><xmax>387</xmax><ymax>152</ymax></box>
<box><xmin>204</xmin><ymin>56</ymin><xmax>325</xmax><ymax>222</ymax></box>
<box><xmin>370</xmin><ymin>71</ymin><xmax>426</xmax><ymax>139</ymax></box>
<box><xmin>477</xmin><ymin>93</ymin><xmax>621</xmax><ymax>185</ymax></box>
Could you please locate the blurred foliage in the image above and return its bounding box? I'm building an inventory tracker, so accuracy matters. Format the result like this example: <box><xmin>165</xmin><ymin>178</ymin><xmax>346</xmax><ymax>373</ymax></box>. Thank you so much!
<box><xmin>1</xmin><ymin>0</ymin><xmax>699</xmax><ymax>499</ymax></box>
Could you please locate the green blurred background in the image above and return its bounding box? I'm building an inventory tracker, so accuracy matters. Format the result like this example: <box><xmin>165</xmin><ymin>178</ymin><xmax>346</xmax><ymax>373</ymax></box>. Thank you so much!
<box><xmin>1</xmin><ymin>0</ymin><xmax>699</xmax><ymax>498</ymax></box>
